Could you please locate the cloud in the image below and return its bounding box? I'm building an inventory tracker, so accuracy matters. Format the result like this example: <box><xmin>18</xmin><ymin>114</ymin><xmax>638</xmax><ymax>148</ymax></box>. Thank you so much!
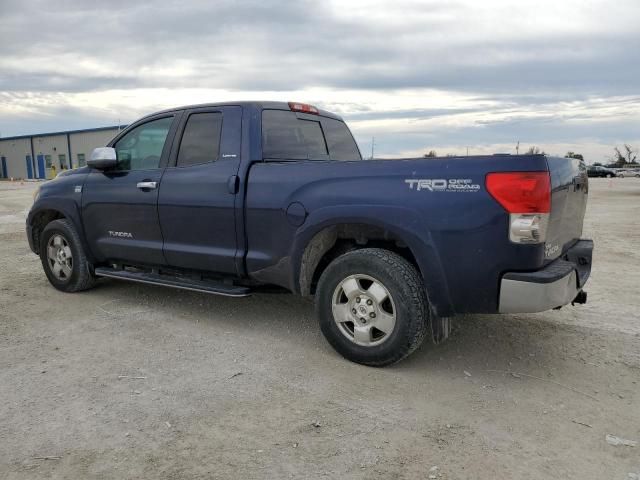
<box><xmin>0</xmin><ymin>0</ymin><xmax>638</xmax><ymax>162</ymax></box>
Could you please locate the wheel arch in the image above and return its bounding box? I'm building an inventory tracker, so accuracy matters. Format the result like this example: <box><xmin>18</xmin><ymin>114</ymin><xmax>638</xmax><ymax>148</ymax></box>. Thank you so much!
<box><xmin>27</xmin><ymin>199</ymin><xmax>89</xmax><ymax>259</ymax></box>
<box><xmin>28</xmin><ymin>208</ymin><xmax>67</xmax><ymax>254</ymax></box>
<box><xmin>298</xmin><ymin>223</ymin><xmax>418</xmax><ymax>292</ymax></box>
<box><xmin>292</xmin><ymin>208</ymin><xmax>455</xmax><ymax>317</ymax></box>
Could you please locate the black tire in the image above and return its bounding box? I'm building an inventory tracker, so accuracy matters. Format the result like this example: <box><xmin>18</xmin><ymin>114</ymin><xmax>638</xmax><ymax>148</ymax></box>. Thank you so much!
<box><xmin>315</xmin><ymin>248</ymin><xmax>429</xmax><ymax>366</ymax></box>
<box><xmin>39</xmin><ymin>219</ymin><xmax>97</xmax><ymax>292</ymax></box>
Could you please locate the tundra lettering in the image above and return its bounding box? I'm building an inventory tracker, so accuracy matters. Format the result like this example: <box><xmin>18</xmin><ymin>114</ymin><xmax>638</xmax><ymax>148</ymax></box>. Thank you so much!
<box><xmin>108</xmin><ymin>231</ymin><xmax>133</xmax><ymax>238</ymax></box>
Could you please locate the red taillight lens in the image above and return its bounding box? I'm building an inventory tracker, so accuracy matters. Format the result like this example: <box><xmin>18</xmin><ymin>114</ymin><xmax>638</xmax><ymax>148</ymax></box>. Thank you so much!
<box><xmin>486</xmin><ymin>172</ymin><xmax>551</xmax><ymax>213</ymax></box>
<box><xmin>288</xmin><ymin>102</ymin><xmax>319</xmax><ymax>115</ymax></box>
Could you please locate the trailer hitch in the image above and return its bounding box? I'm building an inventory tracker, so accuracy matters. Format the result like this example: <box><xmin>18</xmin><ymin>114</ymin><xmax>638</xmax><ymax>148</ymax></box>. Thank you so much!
<box><xmin>572</xmin><ymin>290</ymin><xmax>588</xmax><ymax>306</ymax></box>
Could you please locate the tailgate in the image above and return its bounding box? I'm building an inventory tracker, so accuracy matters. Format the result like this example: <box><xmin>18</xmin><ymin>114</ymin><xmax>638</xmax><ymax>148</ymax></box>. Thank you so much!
<box><xmin>544</xmin><ymin>156</ymin><xmax>588</xmax><ymax>262</ymax></box>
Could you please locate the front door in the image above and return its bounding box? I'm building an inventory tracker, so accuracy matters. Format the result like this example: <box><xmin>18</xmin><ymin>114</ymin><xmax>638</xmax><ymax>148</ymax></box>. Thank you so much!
<box><xmin>1</xmin><ymin>157</ymin><xmax>7</xmax><ymax>178</ymax></box>
<box><xmin>158</xmin><ymin>106</ymin><xmax>242</xmax><ymax>274</ymax></box>
<box><xmin>82</xmin><ymin>114</ymin><xmax>179</xmax><ymax>265</ymax></box>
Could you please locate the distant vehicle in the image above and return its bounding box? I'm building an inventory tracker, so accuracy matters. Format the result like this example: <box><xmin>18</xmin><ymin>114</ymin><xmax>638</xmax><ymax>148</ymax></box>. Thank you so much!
<box><xmin>587</xmin><ymin>166</ymin><xmax>616</xmax><ymax>178</ymax></box>
<box><xmin>26</xmin><ymin>101</ymin><xmax>593</xmax><ymax>366</ymax></box>
<box><xmin>616</xmin><ymin>169</ymin><xmax>640</xmax><ymax>178</ymax></box>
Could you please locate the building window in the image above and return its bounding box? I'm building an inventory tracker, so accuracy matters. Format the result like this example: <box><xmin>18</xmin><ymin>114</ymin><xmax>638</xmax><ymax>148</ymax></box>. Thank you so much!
<box><xmin>77</xmin><ymin>153</ymin><xmax>86</xmax><ymax>167</ymax></box>
<box><xmin>45</xmin><ymin>155</ymin><xmax>52</xmax><ymax>168</ymax></box>
<box><xmin>58</xmin><ymin>154</ymin><xmax>67</xmax><ymax>169</ymax></box>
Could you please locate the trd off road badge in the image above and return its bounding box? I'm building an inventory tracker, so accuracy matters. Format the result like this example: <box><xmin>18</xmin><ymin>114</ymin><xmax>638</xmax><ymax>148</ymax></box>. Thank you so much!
<box><xmin>405</xmin><ymin>178</ymin><xmax>480</xmax><ymax>192</ymax></box>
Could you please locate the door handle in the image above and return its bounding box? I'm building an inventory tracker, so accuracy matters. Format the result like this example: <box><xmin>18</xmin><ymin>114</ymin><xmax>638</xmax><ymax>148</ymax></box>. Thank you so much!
<box><xmin>227</xmin><ymin>175</ymin><xmax>239</xmax><ymax>194</ymax></box>
<box><xmin>137</xmin><ymin>181</ymin><xmax>157</xmax><ymax>190</ymax></box>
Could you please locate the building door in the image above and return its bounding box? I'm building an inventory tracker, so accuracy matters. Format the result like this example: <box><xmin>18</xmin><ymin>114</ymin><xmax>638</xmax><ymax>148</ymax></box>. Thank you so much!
<box><xmin>45</xmin><ymin>155</ymin><xmax>55</xmax><ymax>178</ymax></box>
<box><xmin>26</xmin><ymin>156</ymin><xmax>34</xmax><ymax>179</ymax></box>
<box><xmin>1</xmin><ymin>157</ymin><xmax>7</xmax><ymax>178</ymax></box>
<box><xmin>36</xmin><ymin>155</ymin><xmax>46</xmax><ymax>178</ymax></box>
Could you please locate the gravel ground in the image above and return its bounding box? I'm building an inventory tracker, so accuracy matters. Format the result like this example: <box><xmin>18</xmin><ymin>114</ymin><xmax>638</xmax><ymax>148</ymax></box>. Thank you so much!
<box><xmin>1</xmin><ymin>178</ymin><xmax>638</xmax><ymax>479</ymax></box>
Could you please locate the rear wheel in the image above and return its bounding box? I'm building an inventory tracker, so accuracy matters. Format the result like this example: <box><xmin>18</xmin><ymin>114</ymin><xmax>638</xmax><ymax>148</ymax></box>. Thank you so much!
<box><xmin>315</xmin><ymin>248</ymin><xmax>429</xmax><ymax>366</ymax></box>
<box><xmin>40</xmin><ymin>219</ymin><xmax>97</xmax><ymax>292</ymax></box>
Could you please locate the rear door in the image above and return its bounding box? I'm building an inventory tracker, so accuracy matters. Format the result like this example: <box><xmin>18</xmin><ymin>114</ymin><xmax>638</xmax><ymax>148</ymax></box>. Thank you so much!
<box><xmin>157</xmin><ymin>106</ymin><xmax>242</xmax><ymax>274</ymax></box>
<box><xmin>544</xmin><ymin>156</ymin><xmax>589</xmax><ymax>261</ymax></box>
<box><xmin>82</xmin><ymin>114</ymin><xmax>179</xmax><ymax>265</ymax></box>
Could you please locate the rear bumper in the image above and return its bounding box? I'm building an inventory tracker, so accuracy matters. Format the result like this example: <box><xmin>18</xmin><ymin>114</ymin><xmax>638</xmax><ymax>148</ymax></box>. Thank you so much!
<box><xmin>498</xmin><ymin>239</ymin><xmax>593</xmax><ymax>313</ymax></box>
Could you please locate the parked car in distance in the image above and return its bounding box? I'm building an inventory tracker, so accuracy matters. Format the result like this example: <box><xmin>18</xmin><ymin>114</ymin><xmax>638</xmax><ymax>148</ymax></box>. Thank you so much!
<box><xmin>616</xmin><ymin>169</ymin><xmax>640</xmax><ymax>178</ymax></box>
<box><xmin>26</xmin><ymin>101</ymin><xmax>593</xmax><ymax>366</ymax></box>
<box><xmin>587</xmin><ymin>166</ymin><xmax>616</xmax><ymax>178</ymax></box>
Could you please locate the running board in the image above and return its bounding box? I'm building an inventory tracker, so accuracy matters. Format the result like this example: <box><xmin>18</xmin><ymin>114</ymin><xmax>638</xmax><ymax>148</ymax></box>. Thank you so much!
<box><xmin>94</xmin><ymin>267</ymin><xmax>251</xmax><ymax>297</ymax></box>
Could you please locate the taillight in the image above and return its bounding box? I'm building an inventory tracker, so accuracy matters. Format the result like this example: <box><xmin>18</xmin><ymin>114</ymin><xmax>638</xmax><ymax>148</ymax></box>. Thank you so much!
<box><xmin>486</xmin><ymin>172</ymin><xmax>550</xmax><ymax>213</ymax></box>
<box><xmin>288</xmin><ymin>102</ymin><xmax>319</xmax><ymax>115</ymax></box>
<box><xmin>486</xmin><ymin>172</ymin><xmax>551</xmax><ymax>244</ymax></box>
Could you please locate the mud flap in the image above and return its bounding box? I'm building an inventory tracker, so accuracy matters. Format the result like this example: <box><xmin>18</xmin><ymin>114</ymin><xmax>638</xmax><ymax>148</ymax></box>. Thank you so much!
<box><xmin>431</xmin><ymin>315</ymin><xmax>452</xmax><ymax>344</ymax></box>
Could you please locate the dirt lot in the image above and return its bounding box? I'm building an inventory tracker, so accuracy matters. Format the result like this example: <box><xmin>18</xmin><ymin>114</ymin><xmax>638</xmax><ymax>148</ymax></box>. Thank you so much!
<box><xmin>1</xmin><ymin>178</ymin><xmax>638</xmax><ymax>479</ymax></box>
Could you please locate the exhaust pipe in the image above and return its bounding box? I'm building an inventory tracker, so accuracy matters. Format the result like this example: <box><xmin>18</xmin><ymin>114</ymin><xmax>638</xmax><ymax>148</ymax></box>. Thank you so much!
<box><xmin>572</xmin><ymin>290</ymin><xmax>587</xmax><ymax>305</ymax></box>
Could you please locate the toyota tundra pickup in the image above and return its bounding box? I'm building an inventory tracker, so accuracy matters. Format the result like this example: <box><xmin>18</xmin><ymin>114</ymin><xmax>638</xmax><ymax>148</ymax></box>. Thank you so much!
<box><xmin>26</xmin><ymin>101</ymin><xmax>593</xmax><ymax>366</ymax></box>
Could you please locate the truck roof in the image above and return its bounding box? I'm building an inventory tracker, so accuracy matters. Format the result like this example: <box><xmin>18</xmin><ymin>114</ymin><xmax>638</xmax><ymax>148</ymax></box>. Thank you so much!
<box><xmin>143</xmin><ymin>101</ymin><xmax>343</xmax><ymax>122</ymax></box>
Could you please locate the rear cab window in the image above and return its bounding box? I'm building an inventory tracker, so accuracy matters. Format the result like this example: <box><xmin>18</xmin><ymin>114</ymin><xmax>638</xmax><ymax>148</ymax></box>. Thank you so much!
<box><xmin>262</xmin><ymin>110</ymin><xmax>361</xmax><ymax>161</ymax></box>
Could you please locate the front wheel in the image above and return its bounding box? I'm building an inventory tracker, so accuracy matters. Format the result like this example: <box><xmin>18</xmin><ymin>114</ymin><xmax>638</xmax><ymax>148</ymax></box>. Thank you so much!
<box><xmin>315</xmin><ymin>248</ymin><xmax>429</xmax><ymax>366</ymax></box>
<box><xmin>39</xmin><ymin>219</ymin><xmax>97</xmax><ymax>292</ymax></box>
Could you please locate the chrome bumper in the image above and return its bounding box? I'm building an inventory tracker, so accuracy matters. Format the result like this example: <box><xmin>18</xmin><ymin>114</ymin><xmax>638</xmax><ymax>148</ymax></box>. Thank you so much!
<box><xmin>498</xmin><ymin>239</ymin><xmax>593</xmax><ymax>314</ymax></box>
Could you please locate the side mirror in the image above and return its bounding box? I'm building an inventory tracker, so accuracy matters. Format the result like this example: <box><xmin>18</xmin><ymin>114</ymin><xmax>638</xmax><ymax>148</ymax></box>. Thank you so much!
<box><xmin>87</xmin><ymin>147</ymin><xmax>117</xmax><ymax>169</ymax></box>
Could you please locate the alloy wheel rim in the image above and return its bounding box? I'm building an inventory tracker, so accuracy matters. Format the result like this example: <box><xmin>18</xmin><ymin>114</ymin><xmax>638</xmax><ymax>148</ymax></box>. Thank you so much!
<box><xmin>331</xmin><ymin>274</ymin><xmax>396</xmax><ymax>347</ymax></box>
<box><xmin>47</xmin><ymin>234</ymin><xmax>73</xmax><ymax>281</ymax></box>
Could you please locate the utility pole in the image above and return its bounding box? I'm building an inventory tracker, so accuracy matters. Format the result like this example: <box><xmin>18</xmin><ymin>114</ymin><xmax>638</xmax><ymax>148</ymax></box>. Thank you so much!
<box><xmin>516</xmin><ymin>141</ymin><xmax>520</xmax><ymax>155</ymax></box>
<box><xmin>370</xmin><ymin>137</ymin><xmax>375</xmax><ymax>160</ymax></box>
<box><xmin>466</xmin><ymin>146</ymin><xmax>469</xmax><ymax>156</ymax></box>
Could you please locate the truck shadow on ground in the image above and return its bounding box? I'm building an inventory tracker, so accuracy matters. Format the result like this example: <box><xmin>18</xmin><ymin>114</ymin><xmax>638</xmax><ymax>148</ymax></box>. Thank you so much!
<box><xmin>93</xmin><ymin>279</ymin><xmax>594</xmax><ymax>376</ymax></box>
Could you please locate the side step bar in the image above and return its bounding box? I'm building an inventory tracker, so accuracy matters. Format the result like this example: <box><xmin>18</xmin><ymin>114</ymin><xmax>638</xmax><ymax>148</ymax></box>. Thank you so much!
<box><xmin>94</xmin><ymin>267</ymin><xmax>251</xmax><ymax>297</ymax></box>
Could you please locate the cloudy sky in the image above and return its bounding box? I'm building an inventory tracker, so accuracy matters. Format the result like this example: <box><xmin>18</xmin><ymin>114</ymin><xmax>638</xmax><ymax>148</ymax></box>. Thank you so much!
<box><xmin>1</xmin><ymin>0</ymin><xmax>639</xmax><ymax>162</ymax></box>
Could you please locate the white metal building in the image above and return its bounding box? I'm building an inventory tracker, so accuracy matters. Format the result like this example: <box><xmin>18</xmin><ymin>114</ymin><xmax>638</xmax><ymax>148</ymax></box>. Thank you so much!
<box><xmin>0</xmin><ymin>126</ymin><xmax>126</xmax><ymax>180</ymax></box>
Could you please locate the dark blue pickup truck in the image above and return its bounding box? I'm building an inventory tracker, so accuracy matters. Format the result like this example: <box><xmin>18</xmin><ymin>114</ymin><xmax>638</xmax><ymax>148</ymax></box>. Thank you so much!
<box><xmin>26</xmin><ymin>101</ymin><xmax>593</xmax><ymax>365</ymax></box>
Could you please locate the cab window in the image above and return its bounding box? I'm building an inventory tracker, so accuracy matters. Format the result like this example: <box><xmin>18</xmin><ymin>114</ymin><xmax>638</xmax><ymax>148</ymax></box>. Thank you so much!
<box><xmin>262</xmin><ymin>110</ymin><xmax>329</xmax><ymax>161</ymax></box>
<box><xmin>114</xmin><ymin>117</ymin><xmax>173</xmax><ymax>170</ymax></box>
<box><xmin>177</xmin><ymin>112</ymin><xmax>223</xmax><ymax>167</ymax></box>
<box><xmin>322</xmin><ymin>117</ymin><xmax>362</xmax><ymax>161</ymax></box>
<box><xmin>262</xmin><ymin>110</ymin><xmax>361</xmax><ymax>161</ymax></box>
